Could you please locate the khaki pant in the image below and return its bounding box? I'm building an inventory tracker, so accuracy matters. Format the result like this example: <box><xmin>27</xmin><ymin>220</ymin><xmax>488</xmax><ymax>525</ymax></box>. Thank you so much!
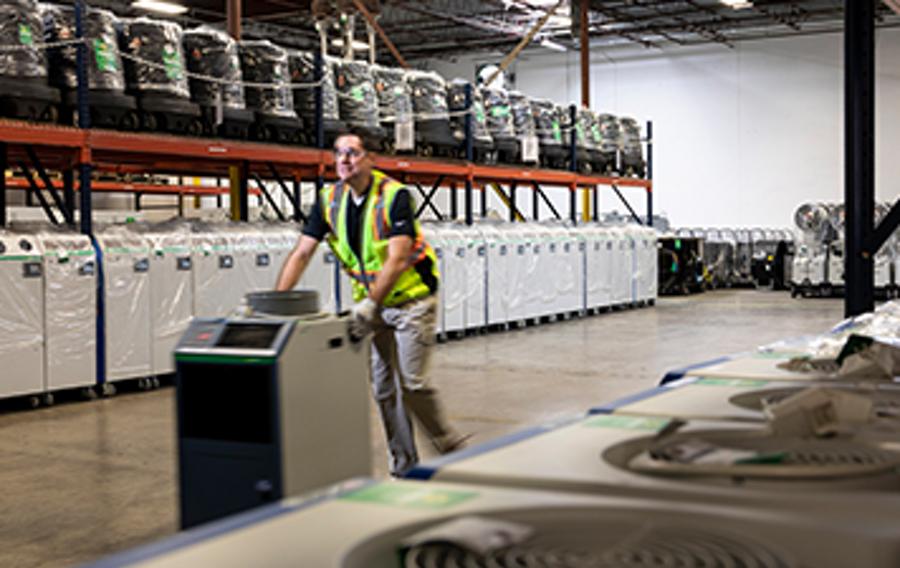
<box><xmin>370</xmin><ymin>294</ymin><xmax>460</xmax><ymax>476</ymax></box>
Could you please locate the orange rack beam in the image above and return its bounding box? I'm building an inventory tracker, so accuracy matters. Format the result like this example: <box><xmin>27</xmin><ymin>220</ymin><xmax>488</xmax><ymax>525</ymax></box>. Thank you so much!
<box><xmin>5</xmin><ymin>177</ymin><xmax>262</xmax><ymax>197</ymax></box>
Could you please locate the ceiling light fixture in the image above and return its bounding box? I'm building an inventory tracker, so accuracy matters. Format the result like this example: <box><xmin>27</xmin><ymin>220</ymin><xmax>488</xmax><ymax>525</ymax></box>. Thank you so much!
<box><xmin>719</xmin><ymin>0</ymin><xmax>754</xmax><ymax>9</ymax></box>
<box><xmin>131</xmin><ymin>0</ymin><xmax>188</xmax><ymax>15</ymax></box>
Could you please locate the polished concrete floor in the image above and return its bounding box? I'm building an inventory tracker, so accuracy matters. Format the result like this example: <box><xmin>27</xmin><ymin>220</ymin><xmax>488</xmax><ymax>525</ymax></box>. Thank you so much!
<box><xmin>0</xmin><ymin>290</ymin><xmax>845</xmax><ymax>568</ymax></box>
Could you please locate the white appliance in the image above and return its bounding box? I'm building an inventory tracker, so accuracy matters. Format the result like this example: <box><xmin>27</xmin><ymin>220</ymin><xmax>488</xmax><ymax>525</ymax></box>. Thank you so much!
<box><xmin>528</xmin><ymin>224</ymin><xmax>554</xmax><ymax>320</ymax></box>
<box><xmin>479</xmin><ymin>223</ymin><xmax>512</xmax><ymax>326</ymax></box>
<box><xmin>96</xmin><ymin>228</ymin><xmax>153</xmax><ymax>384</ymax></box>
<box><xmin>437</xmin><ymin>224</ymin><xmax>467</xmax><ymax>336</ymax></box>
<box><xmin>503</xmin><ymin>223</ymin><xmax>530</xmax><ymax>324</ymax></box>
<box><xmin>38</xmin><ymin>231</ymin><xmax>97</xmax><ymax>394</ymax></box>
<box><xmin>545</xmin><ymin>223</ymin><xmax>580</xmax><ymax>316</ymax></box>
<box><xmin>637</xmin><ymin>225</ymin><xmax>658</xmax><ymax>302</ymax></box>
<box><xmin>411</xmin><ymin>412</ymin><xmax>900</xmax><ymax>503</ymax></box>
<box><xmin>461</xmin><ymin>225</ymin><xmax>487</xmax><ymax>330</ymax></box>
<box><xmin>225</xmin><ymin>225</ymin><xmax>270</xmax><ymax>298</ymax></box>
<box><xmin>86</xmin><ymin>478</ymin><xmax>900</xmax><ymax>568</ymax></box>
<box><xmin>599</xmin><ymin>376</ymin><xmax>900</xmax><ymax>425</ymax></box>
<box><xmin>0</xmin><ymin>231</ymin><xmax>45</xmax><ymax>403</ymax></box>
<box><xmin>191</xmin><ymin>223</ymin><xmax>244</xmax><ymax>318</ymax></box>
<box><xmin>610</xmin><ymin>226</ymin><xmax>631</xmax><ymax>305</ymax></box>
<box><xmin>132</xmin><ymin>222</ymin><xmax>194</xmax><ymax>377</ymax></box>
<box><xmin>584</xmin><ymin>224</ymin><xmax>613</xmax><ymax>310</ymax></box>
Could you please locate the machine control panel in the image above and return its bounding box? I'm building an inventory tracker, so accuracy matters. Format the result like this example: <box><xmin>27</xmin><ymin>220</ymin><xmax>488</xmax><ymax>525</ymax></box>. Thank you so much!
<box><xmin>176</xmin><ymin>318</ymin><xmax>294</xmax><ymax>358</ymax></box>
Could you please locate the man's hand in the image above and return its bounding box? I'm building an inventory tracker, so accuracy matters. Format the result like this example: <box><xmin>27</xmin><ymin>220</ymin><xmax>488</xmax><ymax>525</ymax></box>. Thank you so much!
<box><xmin>348</xmin><ymin>297</ymin><xmax>379</xmax><ymax>341</ymax></box>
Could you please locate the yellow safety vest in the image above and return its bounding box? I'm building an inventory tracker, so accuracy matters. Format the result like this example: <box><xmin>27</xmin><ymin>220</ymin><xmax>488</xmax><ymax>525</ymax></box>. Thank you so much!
<box><xmin>320</xmin><ymin>170</ymin><xmax>439</xmax><ymax>306</ymax></box>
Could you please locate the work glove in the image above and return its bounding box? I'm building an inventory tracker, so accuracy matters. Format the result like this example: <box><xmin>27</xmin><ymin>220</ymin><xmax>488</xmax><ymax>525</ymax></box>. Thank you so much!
<box><xmin>348</xmin><ymin>297</ymin><xmax>379</xmax><ymax>342</ymax></box>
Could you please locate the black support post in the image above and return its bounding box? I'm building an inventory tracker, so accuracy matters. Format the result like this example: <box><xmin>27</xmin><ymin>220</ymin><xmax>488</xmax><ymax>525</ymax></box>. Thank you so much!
<box><xmin>464</xmin><ymin>84</ymin><xmax>474</xmax><ymax>226</ymax></box>
<box><xmin>569</xmin><ymin>104</ymin><xmax>578</xmax><ymax>174</ymax></box>
<box><xmin>569</xmin><ymin>186</ymin><xmax>577</xmax><ymax>224</ymax></box>
<box><xmin>75</xmin><ymin>0</ymin><xmax>92</xmax><ymax>235</ymax></box>
<box><xmin>844</xmin><ymin>0</ymin><xmax>876</xmax><ymax>317</ymax></box>
<box><xmin>646</xmin><ymin>120</ymin><xmax>653</xmax><ymax>227</ymax></box>
<box><xmin>480</xmin><ymin>184</ymin><xmax>487</xmax><ymax>218</ymax></box>
<box><xmin>238</xmin><ymin>161</ymin><xmax>249</xmax><ymax>222</ymax></box>
<box><xmin>532</xmin><ymin>184</ymin><xmax>539</xmax><ymax>221</ymax></box>
<box><xmin>450</xmin><ymin>182</ymin><xmax>458</xmax><ymax>220</ymax></box>
<box><xmin>63</xmin><ymin>169</ymin><xmax>75</xmax><ymax>224</ymax></box>
<box><xmin>509</xmin><ymin>182</ymin><xmax>517</xmax><ymax>222</ymax></box>
<box><xmin>592</xmin><ymin>186</ymin><xmax>598</xmax><ymax>222</ymax></box>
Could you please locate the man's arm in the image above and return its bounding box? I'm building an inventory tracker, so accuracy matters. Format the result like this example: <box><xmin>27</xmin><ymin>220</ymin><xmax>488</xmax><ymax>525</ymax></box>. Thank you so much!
<box><xmin>367</xmin><ymin>234</ymin><xmax>414</xmax><ymax>305</ymax></box>
<box><xmin>275</xmin><ymin>234</ymin><xmax>320</xmax><ymax>291</ymax></box>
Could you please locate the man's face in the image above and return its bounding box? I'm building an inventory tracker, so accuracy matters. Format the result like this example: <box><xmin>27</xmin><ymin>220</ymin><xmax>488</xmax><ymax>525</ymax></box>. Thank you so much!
<box><xmin>334</xmin><ymin>134</ymin><xmax>372</xmax><ymax>183</ymax></box>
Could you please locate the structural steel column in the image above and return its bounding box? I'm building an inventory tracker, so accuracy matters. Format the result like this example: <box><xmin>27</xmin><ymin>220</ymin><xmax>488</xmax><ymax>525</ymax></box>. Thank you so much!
<box><xmin>844</xmin><ymin>0</ymin><xmax>875</xmax><ymax>316</ymax></box>
<box><xmin>580</xmin><ymin>0</ymin><xmax>589</xmax><ymax>107</ymax></box>
<box><xmin>227</xmin><ymin>0</ymin><xmax>241</xmax><ymax>40</ymax></box>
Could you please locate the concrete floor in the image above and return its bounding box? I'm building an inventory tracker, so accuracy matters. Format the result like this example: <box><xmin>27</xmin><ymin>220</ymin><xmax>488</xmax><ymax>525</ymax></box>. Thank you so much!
<box><xmin>0</xmin><ymin>290</ymin><xmax>844</xmax><ymax>568</ymax></box>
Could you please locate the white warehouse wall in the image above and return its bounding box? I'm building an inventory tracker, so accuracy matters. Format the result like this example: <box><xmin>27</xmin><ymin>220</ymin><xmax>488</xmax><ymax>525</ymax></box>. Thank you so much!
<box><xmin>422</xmin><ymin>29</ymin><xmax>900</xmax><ymax>229</ymax></box>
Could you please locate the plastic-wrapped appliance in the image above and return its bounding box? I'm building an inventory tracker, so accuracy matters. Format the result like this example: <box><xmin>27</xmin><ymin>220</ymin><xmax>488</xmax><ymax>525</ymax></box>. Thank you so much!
<box><xmin>120</xmin><ymin>17</ymin><xmax>203</xmax><ymax>134</ymax></box>
<box><xmin>531</xmin><ymin>98</ymin><xmax>566</xmax><ymax>169</ymax></box>
<box><xmin>86</xmin><ymin>477</ymin><xmax>900</xmax><ymax>568</ymax></box>
<box><xmin>436</xmin><ymin>224</ymin><xmax>467</xmax><ymax>336</ymax></box>
<box><xmin>36</xmin><ymin>229</ymin><xmax>97</xmax><ymax>395</ymax></box>
<box><xmin>585</xmin><ymin>110</ymin><xmax>610</xmax><ymax>174</ymax></box>
<box><xmin>702</xmin><ymin>228</ymin><xmax>734</xmax><ymax>288</ymax></box>
<box><xmin>544</xmin><ymin>222</ymin><xmax>581</xmax><ymax>316</ymax></box>
<box><xmin>371</xmin><ymin>65</ymin><xmax>413</xmax><ymax>153</ymax></box>
<box><xmin>610</xmin><ymin>226</ymin><xmax>632</xmax><ymax>305</ymax></box>
<box><xmin>479</xmin><ymin>222</ymin><xmax>512</xmax><ymax>326</ymax></box>
<box><xmin>0</xmin><ymin>0</ymin><xmax>60</xmax><ymax>122</ymax></box>
<box><xmin>480</xmin><ymin>86</ymin><xmax>519</xmax><ymax>164</ymax></box>
<box><xmin>502</xmin><ymin>223</ymin><xmax>531</xmax><ymax>324</ymax></box>
<box><xmin>637</xmin><ymin>225</ymin><xmax>658</xmax><ymax>303</ymax></box>
<box><xmin>288</xmin><ymin>51</ymin><xmax>345</xmax><ymax>147</ymax></box>
<box><xmin>508</xmin><ymin>91</ymin><xmax>539</xmax><ymax>165</ymax></box>
<box><xmin>527</xmin><ymin>224</ymin><xmax>555</xmax><ymax>319</ymax></box>
<box><xmin>238</xmin><ymin>40</ymin><xmax>304</xmax><ymax>144</ymax></box>
<box><xmin>406</xmin><ymin>69</ymin><xmax>458</xmax><ymax>158</ymax></box>
<box><xmin>182</xmin><ymin>26</ymin><xmax>253</xmax><ymax>139</ymax></box>
<box><xmin>333</xmin><ymin>59</ymin><xmax>387</xmax><ymax>151</ymax></box>
<box><xmin>571</xmin><ymin>106</ymin><xmax>598</xmax><ymax>174</ymax></box>
<box><xmin>459</xmin><ymin>224</ymin><xmax>487</xmax><ymax>330</ymax></box>
<box><xmin>190</xmin><ymin>222</ymin><xmax>244</xmax><ymax>317</ymax></box>
<box><xmin>0</xmin><ymin>230</ymin><xmax>45</xmax><ymax>405</ymax></box>
<box><xmin>585</xmin><ymin>224</ymin><xmax>614</xmax><ymax>311</ymax></box>
<box><xmin>42</xmin><ymin>3</ymin><xmax>137</xmax><ymax>129</ymax></box>
<box><xmin>95</xmin><ymin>227</ymin><xmax>152</xmax><ymax>386</ymax></box>
<box><xmin>597</xmin><ymin>112</ymin><xmax>620</xmax><ymax>173</ymax></box>
<box><xmin>129</xmin><ymin>220</ymin><xmax>193</xmax><ymax>377</ymax></box>
<box><xmin>618</xmin><ymin>116</ymin><xmax>646</xmax><ymax>177</ymax></box>
<box><xmin>447</xmin><ymin>78</ymin><xmax>493</xmax><ymax>163</ymax></box>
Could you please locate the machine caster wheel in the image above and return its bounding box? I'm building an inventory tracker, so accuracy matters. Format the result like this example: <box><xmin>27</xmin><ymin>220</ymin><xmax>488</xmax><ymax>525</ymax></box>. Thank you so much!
<box><xmin>27</xmin><ymin>395</ymin><xmax>41</xmax><ymax>409</ymax></box>
<box><xmin>140</xmin><ymin>112</ymin><xmax>158</xmax><ymax>131</ymax></box>
<box><xmin>40</xmin><ymin>105</ymin><xmax>59</xmax><ymax>124</ymax></box>
<box><xmin>421</xmin><ymin>144</ymin><xmax>433</xmax><ymax>157</ymax></box>
<box><xmin>43</xmin><ymin>393</ymin><xmax>55</xmax><ymax>406</ymax></box>
<box><xmin>119</xmin><ymin>111</ymin><xmax>140</xmax><ymax>131</ymax></box>
<box><xmin>101</xmin><ymin>383</ymin><xmax>117</xmax><ymax>397</ymax></box>
<box><xmin>138</xmin><ymin>378</ymin><xmax>150</xmax><ymax>390</ymax></box>
<box><xmin>187</xmin><ymin>119</ymin><xmax>205</xmax><ymax>137</ymax></box>
<box><xmin>82</xmin><ymin>387</ymin><xmax>98</xmax><ymax>400</ymax></box>
<box><xmin>151</xmin><ymin>377</ymin><xmax>161</xmax><ymax>389</ymax></box>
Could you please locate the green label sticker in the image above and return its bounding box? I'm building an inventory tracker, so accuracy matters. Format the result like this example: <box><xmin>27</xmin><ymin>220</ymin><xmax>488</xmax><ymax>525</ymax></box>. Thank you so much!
<box><xmin>591</xmin><ymin>124</ymin><xmax>601</xmax><ymax>142</ymax></box>
<box><xmin>351</xmin><ymin>85</ymin><xmax>365</xmax><ymax>102</ymax></box>
<box><xmin>475</xmin><ymin>102</ymin><xmax>486</xmax><ymax>123</ymax></box>
<box><xmin>19</xmin><ymin>24</ymin><xmax>33</xmax><ymax>46</ymax></box>
<box><xmin>696</xmin><ymin>378</ymin><xmax>768</xmax><ymax>388</ymax></box>
<box><xmin>162</xmin><ymin>45</ymin><xmax>183</xmax><ymax>80</ymax></box>
<box><xmin>491</xmin><ymin>105</ymin><xmax>510</xmax><ymax>118</ymax></box>
<box><xmin>551</xmin><ymin>121</ymin><xmax>561</xmax><ymax>142</ymax></box>
<box><xmin>583</xmin><ymin>415</ymin><xmax>669</xmax><ymax>431</ymax></box>
<box><xmin>341</xmin><ymin>484</ymin><xmax>478</xmax><ymax>509</ymax></box>
<box><xmin>93</xmin><ymin>39</ymin><xmax>117</xmax><ymax>73</ymax></box>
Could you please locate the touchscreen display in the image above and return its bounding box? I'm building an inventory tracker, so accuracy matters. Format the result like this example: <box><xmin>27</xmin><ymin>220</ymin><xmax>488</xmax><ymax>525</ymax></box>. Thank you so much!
<box><xmin>216</xmin><ymin>323</ymin><xmax>281</xmax><ymax>348</ymax></box>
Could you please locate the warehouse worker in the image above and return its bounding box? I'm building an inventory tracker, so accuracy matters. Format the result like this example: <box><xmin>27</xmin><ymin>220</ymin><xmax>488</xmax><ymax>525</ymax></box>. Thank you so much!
<box><xmin>275</xmin><ymin>133</ymin><xmax>468</xmax><ymax>477</ymax></box>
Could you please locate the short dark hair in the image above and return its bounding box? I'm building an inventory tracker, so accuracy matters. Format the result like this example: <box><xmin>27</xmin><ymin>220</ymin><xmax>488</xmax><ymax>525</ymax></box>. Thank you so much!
<box><xmin>333</xmin><ymin>131</ymin><xmax>366</xmax><ymax>151</ymax></box>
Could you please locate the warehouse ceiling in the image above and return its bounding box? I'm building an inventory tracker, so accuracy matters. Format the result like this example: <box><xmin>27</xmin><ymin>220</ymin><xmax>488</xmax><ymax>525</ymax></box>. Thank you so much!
<box><xmin>95</xmin><ymin>0</ymin><xmax>900</xmax><ymax>61</ymax></box>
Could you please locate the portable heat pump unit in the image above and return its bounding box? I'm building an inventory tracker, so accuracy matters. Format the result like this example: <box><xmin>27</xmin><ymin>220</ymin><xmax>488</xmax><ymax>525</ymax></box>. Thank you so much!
<box><xmin>174</xmin><ymin>291</ymin><xmax>370</xmax><ymax>529</ymax></box>
<box><xmin>95</xmin><ymin>228</ymin><xmax>153</xmax><ymax>384</ymax></box>
<box><xmin>83</xmin><ymin>478</ymin><xmax>900</xmax><ymax>568</ymax></box>
<box><xmin>37</xmin><ymin>230</ymin><xmax>97</xmax><ymax>394</ymax></box>
<box><xmin>0</xmin><ymin>230</ymin><xmax>45</xmax><ymax>403</ymax></box>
